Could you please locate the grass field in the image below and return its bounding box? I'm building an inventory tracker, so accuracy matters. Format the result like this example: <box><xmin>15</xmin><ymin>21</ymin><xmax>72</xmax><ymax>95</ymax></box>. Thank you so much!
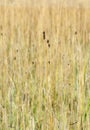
<box><xmin>0</xmin><ymin>3</ymin><xmax>90</xmax><ymax>130</ymax></box>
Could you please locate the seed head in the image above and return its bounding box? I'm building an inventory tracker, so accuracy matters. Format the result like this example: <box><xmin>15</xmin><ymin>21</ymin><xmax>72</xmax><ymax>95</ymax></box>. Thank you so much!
<box><xmin>43</xmin><ymin>31</ymin><xmax>45</xmax><ymax>40</ymax></box>
<box><xmin>47</xmin><ymin>40</ymin><xmax>49</xmax><ymax>43</ymax></box>
<box><xmin>48</xmin><ymin>44</ymin><xmax>50</xmax><ymax>48</ymax></box>
<box><xmin>75</xmin><ymin>31</ymin><xmax>77</xmax><ymax>35</ymax></box>
<box><xmin>32</xmin><ymin>61</ymin><xmax>34</xmax><ymax>64</ymax></box>
<box><xmin>14</xmin><ymin>57</ymin><xmax>16</xmax><ymax>60</ymax></box>
<box><xmin>48</xmin><ymin>61</ymin><xmax>50</xmax><ymax>64</ymax></box>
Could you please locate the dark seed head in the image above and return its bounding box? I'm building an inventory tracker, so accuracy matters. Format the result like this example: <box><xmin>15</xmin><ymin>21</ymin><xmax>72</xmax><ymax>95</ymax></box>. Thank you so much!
<box><xmin>48</xmin><ymin>61</ymin><xmax>50</xmax><ymax>64</ymax></box>
<box><xmin>48</xmin><ymin>44</ymin><xmax>50</xmax><ymax>48</ymax></box>
<box><xmin>1</xmin><ymin>33</ymin><xmax>3</xmax><ymax>36</ymax></box>
<box><xmin>14</xmin><ymin>57</ymin><xmax>16</xmax><ymax>60</ymax></box>
<box><xmin>43</xmin><ymin>31</ymin><xmax>45</xmax><ymax>40</ymax></box>
<box><xmin>32</xmin><ymin>61</ymin><xmax>34</xmax><ymax>64</ymax></box>
<box><xmin>47</xmin><ymin>40</ymin><xmax>49</xmax><ymax>43</ymax></box>
<box><xmin>43</xmin><ymin>31</ymin><xmax>45</xmax><ymax>34</ymax></box>
<box><xmin>75</xmin><ymin>31</ymin><xmax>77</xmax><ymax>35</ymax></box>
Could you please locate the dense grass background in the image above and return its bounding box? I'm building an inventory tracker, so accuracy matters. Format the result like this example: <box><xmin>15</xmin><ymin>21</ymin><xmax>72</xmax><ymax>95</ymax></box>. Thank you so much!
<box><xmin>0</xmin><ymin>4</ymin><xmax>90</xmax><ymax>130</ymax></box>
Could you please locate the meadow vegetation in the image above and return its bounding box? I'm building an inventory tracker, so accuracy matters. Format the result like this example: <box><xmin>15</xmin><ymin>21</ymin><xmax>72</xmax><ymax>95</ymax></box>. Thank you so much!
<box><xmin>0</xmin><ymin>4</ymin><xmax>90</xmax><ymax>130</ymax></box>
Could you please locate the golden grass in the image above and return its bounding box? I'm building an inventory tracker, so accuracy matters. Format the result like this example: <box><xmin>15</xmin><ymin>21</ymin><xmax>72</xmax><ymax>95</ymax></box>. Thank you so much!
<box><xmin>0</xmin><ymin>5</ymin><xmax>90</xmax><ymax>130</ymax></box>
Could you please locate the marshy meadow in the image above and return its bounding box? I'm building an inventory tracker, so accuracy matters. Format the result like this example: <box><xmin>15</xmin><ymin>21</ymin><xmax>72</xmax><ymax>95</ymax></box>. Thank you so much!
<box><xmin>0</xmin><ymin>1</ymin><xmax>90</xmax><ymax>130</ymax></box>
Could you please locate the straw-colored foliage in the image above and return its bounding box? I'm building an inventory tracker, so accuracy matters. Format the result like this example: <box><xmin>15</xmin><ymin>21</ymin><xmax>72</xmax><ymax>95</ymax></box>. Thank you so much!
<box><xmin>0</xmin><ymin>5</ymin><xmax>90</xmax><ymax>130</ymax></box>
